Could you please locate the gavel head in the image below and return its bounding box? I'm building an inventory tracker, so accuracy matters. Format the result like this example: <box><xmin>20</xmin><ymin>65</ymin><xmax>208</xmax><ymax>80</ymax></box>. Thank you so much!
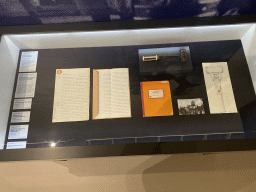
<box><xmin>180</xmin><ymin>49</ymin><xmax>187</xmax><ymax>63</ymax></box>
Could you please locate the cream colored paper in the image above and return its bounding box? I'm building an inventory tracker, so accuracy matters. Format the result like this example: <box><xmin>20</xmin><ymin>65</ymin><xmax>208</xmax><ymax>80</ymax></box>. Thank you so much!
<box><xmin>202</xmin><ymin>62</ymin><xmax>237</xmax><ymax>114</ymax></box>
<box><xmin>93</xmin><ymin>68</ymin><xmax>131</xmax><ymax>119</ymax></box>
<box><xmin>52</xmin><ymin>68</ymin><xmax>90</xmax><ymax>123</ymax></box>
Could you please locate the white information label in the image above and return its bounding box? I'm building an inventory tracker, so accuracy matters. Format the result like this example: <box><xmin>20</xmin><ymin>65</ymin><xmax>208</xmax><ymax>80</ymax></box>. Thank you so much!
<box><xmin>8</xmin><ymin>125</ymin><xmax>29</xmax><ymax>140</ymax></box>
<box><xmin>13</xmin><ymin>98</ymin><xmax>32</xmax><ymax>110</ymax></box>
<box><xmin>19</xmin><ymin>51</ymin><xmax>38</xmax><ymax>72</ymax></box>
<box><xmin>148</xmin><ymin>89</ymin><xmax>164</xmax><ymax>99</ymax></box>
<box><xmin>11</xmin><ymin>111</ymin><xmax>31</xmax><ymax>123</ymax></box>
<box><xmin>15</xmin><ymin>73</ymin><xmax>37</xmax><ymax>98</ymax></box>
<box><xmin>6</xmin><ymin>141</ymin><xmax>27</xmax><ymax>149</ymax></box>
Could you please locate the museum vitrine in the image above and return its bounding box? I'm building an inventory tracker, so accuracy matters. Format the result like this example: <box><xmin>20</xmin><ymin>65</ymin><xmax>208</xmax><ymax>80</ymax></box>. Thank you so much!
<box><xmin>1</xmin><ymin>1</ymin><xmax>256</xmax><ymax>161</ymax></box>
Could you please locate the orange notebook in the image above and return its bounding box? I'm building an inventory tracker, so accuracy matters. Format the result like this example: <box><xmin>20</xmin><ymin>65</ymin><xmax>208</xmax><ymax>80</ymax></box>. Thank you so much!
<box><xmin>140</xmin><ymin>81</ymin><xmax>173</xmax><ymax>117</ymax></box>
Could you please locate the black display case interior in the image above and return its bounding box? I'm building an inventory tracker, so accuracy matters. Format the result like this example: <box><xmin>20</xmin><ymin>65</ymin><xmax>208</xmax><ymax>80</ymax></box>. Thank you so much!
<box><xmin>1</xmin><ymin>38</ymin><xmax>255</xmax><ymax>160</ymax></box>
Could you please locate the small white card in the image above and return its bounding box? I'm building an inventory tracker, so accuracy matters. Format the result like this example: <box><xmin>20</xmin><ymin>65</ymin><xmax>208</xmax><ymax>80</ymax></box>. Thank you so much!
<box><xmin>148</xmin><ymin>89</ymin><xmax>164</xmax><ymax>99</ymax></box>
<box><xmin>6</xmin><ymin>141</ymin><xmax>27</xmax><ymax>149</ymax></box>
<box><xmin>8</xmin><ymin>125</ymin><xmax>29</xmax><ymax>139</ymax></box>
<box><xmin>19</xmin><ymin>51</ymin><xmax>38</xmax><ymax>72</ymax></box>
<box><xmin>13</xmin><ymin>98</ymin><xmax>32</xmax><ymax>110</ymax></box>
<box><xmin>15</xmin><ymin>73</ymin><xmax>37</xmax><ymax>98</ymax></box>
<box><xmin>11</xmin><ymin>111</ymin><xmax>31</xmax><ymax>123</ymax></box>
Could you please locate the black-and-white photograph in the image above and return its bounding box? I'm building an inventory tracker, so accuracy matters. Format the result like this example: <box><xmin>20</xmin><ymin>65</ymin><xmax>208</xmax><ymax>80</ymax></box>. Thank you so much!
<box><xmin>1</xmin><ymin>0</ymin><xmax>256</xmax><ymax>26</ymax></box>
<box><xmin>178</xmin><ymin>98</ymin><xmax>205</xmax><ymax>115</ymax></box>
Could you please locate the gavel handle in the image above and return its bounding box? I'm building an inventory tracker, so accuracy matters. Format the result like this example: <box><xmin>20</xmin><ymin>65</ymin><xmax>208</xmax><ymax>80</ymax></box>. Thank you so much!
<box><xmin>142</xmin><ymin>55</ymin><xmax>180</xmax><ymax>61</ymax></box>
<box><xmin>214</xmin><ymin>79</ymin><xmax>226</xmax><ymax>113</ymax></box>
<box><xmin>158</xmin><ymin>56</ymin><xmax>180</xmax><ymax>60</ymax></box>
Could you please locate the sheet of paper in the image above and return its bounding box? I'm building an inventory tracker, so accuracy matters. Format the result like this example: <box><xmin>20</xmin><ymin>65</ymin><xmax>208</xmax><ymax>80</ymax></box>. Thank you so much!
<box><xmin>110</xmin><ymin>68</ymin><xmax>131</xmax><ymax>118</ymax></box>
<box><xmin>11</xmin><ymin>111</ymin><xmax>31</xmax><ymax>123</ymax></box>
<box><xmin>8</xmin><ymin>125</ymin><xmax>29</xmax><ymax>139</ymax></box>
<box><xmin>52</xmin><ymin>68</ymin><xmax>90</xmax><ymax>123</ymax></box>
<box><xmin>15</xmin><ymin>73</ymin><xmax>37</xmax><ymax>98</ymax></box>
<box><xmin>19</xmin><ymin>51</ymin><xmax>38</xmax><ymax>72</ymax></box>
<box><xmin>6</xmin><ymin>141</ymin><xmax>27</xmax><ymax>149</ymax></box>
<box><xmin>97</xmin><ymin>69</ymin><xmax>112</xmax><ymax>119</ymax></box>
<box><xmin>202</xmin><ymin>62</ymin><xmax>237</xmax><ymax>114</ymax></box>
<box><xmin>94</xmin><ymin>68</ymin><xmax>131</xmax><ymax>119</ymax></box>
<box><xmin>13</xmin><ymin>98</ymin><xmax>32</xmax><ymax>110</ymax></box>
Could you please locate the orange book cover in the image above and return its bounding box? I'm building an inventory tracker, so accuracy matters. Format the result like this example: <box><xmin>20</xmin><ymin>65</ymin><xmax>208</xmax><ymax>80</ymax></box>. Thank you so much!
<box><xmin>140</xmin><ymin>81</ymin><xmax>173</xmax><ymax>117</ymax></box>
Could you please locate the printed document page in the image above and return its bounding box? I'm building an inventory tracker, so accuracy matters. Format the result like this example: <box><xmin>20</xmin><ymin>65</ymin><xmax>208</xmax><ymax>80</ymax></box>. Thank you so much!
<box><xmin>15</xmin><ymin>73</ymin><xmax>37</xmax><ymax>98</ymax></box>
<box><xmin>8</xmin><ymin>125</ymin><xmax>29</xmax><ymax>140</ymax></box>
<box><xmin>11</xmin><ymin>111</ymin><xmax>31</xmax><ymax>123</ymax></box>
<box><xmin>52</xmin><ymin>68</ymin><xmax>90</xmax><ymax>123</ymax></box>
<box><xmin>97</xmin><ymin>69</ymin><xmax>112</xmax><ymax>119</ymax></box>
<box><xmin>13</xmin><ymin>98</ymin><xmax>32</xmax><ymax>110</ymax></box>
<box><xmin>19</xmin><ymin>51</ymin><xmax>38</xmax><ymax>72</ymax></box>
<box><xmin>93</xmin><ymin>68</ymin><xmax>131</xmax><ymax>119</ymax></box>
<box><xmin>110</xmin><ymin>68</ymin><xmax>131</xmax><ymax>118</ymax></box>
<box><xmin>6</xmin><ymin>141</ymin><xmax>27</xmax><ymax>149</ymax></box>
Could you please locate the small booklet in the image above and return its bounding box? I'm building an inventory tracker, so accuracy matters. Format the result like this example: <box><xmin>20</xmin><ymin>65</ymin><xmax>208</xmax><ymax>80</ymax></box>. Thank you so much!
<box><xmin>140</xmin><ymin>81</ymin><xmax>173</xmax><ymax>117</ymax></box>
<box><xmin>93</xmin><ymin>68</ymin><xmax>131</xmax><ymax>120</ymax></box>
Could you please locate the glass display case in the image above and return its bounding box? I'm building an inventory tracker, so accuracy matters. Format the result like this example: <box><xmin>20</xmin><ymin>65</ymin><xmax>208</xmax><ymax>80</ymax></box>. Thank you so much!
<box><xmin>1</xmin><ymin>14</ymin><xmax>256</xmax><ymax>161</ymax></box>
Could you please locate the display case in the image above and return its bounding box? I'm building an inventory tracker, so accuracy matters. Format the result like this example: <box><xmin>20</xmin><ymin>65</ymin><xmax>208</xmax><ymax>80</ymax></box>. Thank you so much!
<box><xmin>1</xmin><ymin>16</ymin><xmax>256</xmax><ymax>161</ymax></box>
